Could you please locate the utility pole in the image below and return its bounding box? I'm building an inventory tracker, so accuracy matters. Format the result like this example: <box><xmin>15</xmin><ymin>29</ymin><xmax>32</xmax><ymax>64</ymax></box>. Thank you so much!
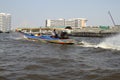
<box><xmin>108</xmin><ymin>11</ymin><xmax>116</xmax><ymax>26</ymax></box>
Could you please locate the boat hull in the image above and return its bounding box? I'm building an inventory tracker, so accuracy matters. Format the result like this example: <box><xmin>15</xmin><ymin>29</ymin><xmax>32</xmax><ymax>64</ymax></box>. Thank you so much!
<box><xmin>21</xmin><ymin>32</ymin><xmax>75</xmax><ymax>44</ymax></box>
<box><xmin>45</xmin><ymin>39</ymin><xmax>75</xmax><ymax>44</ymax></box>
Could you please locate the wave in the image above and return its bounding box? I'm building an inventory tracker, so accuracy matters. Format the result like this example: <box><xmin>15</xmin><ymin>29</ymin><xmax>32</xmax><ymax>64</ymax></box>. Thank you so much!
<box><xmin>77</xmin><ymin>34</ymin><xmax>120</xmax><ymax>50</ymax></box>
<box><xmin>77</xmin><ymin>41</ymin><xmax>96</xmax><ymax>48</ymax></box>
<box><xmin>97</xmin><ymin>34</ymin><xmax>120</xmax><ymax>50</ymax></box>
<box><xmin>8</xmin><ymin>32</ymin><xmax>25</xmax><ymax>40</ymax></box>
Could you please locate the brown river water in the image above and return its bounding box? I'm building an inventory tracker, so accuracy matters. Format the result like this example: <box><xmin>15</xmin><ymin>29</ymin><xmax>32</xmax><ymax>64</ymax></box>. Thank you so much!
<box><xmin>0</xmin><ymin>32</ymin><xmax>120</xmax><ymax>80</ymax></box>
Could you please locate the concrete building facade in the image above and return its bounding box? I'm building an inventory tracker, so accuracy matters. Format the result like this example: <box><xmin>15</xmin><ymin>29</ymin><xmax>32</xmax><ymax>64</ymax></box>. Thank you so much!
<box><xmin>46</xmin><ymin>18</ymin><xmax>87</xmax><ymax>28</ymax></box>
<box><xmin>0</xmin><ymin>13</ymin><xmax>11</xmax><ymax>32</ymax></box>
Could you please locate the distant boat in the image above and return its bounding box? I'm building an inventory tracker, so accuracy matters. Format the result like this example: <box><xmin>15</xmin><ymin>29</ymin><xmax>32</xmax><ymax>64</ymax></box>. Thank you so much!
<box><xmin>20</xmin><ymin>32</ymin><xmax>76</xmax><ymax>45</ymax></box>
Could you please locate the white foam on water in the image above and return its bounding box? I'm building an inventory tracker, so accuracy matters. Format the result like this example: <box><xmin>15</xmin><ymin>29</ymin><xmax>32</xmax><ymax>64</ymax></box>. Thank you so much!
<box><xmin>97</xmin><ymin>34</ymin><xmax>120</xmax><ymax>50</ymax></box>
<box><xmin>77</xmin><ymin>41</ymin><xmax>96</xmax><ymax>48</ymax></box>
<box><xmin>9</xmin><ymin>32</ymin><xmax>25</xmax><ymax>40</ymax></box>
<box><xmin>77</xmin><ymin>34</ymin><xmax>120</xmax><ymax>50</ymax></box>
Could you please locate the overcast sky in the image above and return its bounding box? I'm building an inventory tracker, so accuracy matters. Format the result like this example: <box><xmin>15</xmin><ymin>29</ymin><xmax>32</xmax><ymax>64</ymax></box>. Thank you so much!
<box><xmin>0</xmin><ymin>0</ymin><xmax>120</xmax><ymax>28</ymax></box>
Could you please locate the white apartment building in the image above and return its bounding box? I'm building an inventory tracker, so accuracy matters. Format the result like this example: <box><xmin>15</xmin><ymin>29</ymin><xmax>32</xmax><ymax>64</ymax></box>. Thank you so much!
<box><xmin>46</xmin><ymin>18</ymin><xmax>65</xmax><ymax>27</ymax></box>
<box><xmin>46</xmin><ymin>18</ymin><xmax>87</xmax><ymax>28</ymax></box>
<box><xmin>0</xmin><ymin>13</ymin><xmax>11</xmax><ymax>32</ymax></box>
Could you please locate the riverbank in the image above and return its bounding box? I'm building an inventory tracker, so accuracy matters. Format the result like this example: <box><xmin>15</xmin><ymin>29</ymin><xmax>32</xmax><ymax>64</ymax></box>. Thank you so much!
<box><xmin>70</xmin><ymin>26</ymin><xmax>120</xmax><ymax>37</ymax></box>
<box><xmin>15</xmin><ymin>26</ymin><xmax>120</xmax><ymax>37</ymax></box>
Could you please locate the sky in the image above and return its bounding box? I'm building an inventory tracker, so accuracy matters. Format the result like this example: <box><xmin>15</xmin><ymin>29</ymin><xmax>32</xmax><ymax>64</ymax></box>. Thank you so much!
<box><xmin>0</xmin><ymin>0</ymin><xmax>120</xmax><ymax>28</ymax></box>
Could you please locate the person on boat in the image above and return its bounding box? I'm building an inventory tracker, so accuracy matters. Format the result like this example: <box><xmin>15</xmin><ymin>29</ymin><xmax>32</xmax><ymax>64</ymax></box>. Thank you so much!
<box><xmin>51</xmin><ymin>29</ymin><xmax>59</xmax><ymax>38</ymax></box>
<box><xmin>60</xmin><ymin>31</ymin><xmax>69</xmax><ymax>39</ymax></box>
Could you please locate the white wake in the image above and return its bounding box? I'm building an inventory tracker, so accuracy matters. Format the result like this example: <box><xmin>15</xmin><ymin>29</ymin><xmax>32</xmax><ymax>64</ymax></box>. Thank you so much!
<box><xmin>97</xmin><ymin>34</ymin><xmax>120</xmax><ymax>50</ymax></box>
<box><xmin>77</xmin><ymin>34</ymin><xmax>120</xmax><ymax>50</ymax></box>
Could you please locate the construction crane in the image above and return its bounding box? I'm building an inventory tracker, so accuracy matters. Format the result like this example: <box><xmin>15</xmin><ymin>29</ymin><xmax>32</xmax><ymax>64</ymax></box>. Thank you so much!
<box><xmin>108</xmin><ymin>11</ymin><xmax>116</xmax><ymax>26</ymax></box>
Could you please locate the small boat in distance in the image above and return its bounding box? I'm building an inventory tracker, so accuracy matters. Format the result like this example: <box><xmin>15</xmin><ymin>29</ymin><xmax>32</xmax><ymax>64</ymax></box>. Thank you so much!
<box><xmin>20</xmin><ymin>32</ymin><xmax>76</xmax><ymax>45</ymax></box>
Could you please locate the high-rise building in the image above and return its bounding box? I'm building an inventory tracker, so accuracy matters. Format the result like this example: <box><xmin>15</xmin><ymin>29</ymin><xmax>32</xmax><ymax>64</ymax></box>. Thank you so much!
<box><xmin>46</xmin><ymin>18</ymin><xmax>87</xmax><ymax>28</ymax></box>
<box><xmin>0</xmin><ymin>13</ymin><xmax>11</xmax><ymax>32</ymax></box>
<box><xmin>46</xmin><ymin>18</ymin><xmax>65</xmax><ymax>27</ymax></box>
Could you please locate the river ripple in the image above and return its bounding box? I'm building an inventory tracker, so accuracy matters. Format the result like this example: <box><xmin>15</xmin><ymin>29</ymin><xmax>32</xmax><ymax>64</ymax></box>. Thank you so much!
<box><xmin>0</xmin><ymin>33</ymin><xmax>120</xmax><ymax>80</ymax></box>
